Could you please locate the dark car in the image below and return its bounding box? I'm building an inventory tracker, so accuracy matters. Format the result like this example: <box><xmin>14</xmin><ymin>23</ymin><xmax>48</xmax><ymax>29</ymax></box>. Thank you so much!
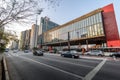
<box><xmin>5</xmin><ymin>48</ymin><xmax>9</xmax><ymax>52</ymax></box>
<box><xmin>61</xmin><ymin>50</ymin><xmax>79</xmax><ymax>58</ymax></box>
<box><xmin>110</xmin><ymin>52</ymin><xmax>120</xmax><ymax>58</ymax></box>
<box><xmin>33</xmin><ymin>50</ymin><xmax>44</xmax><ymax>56</ymax></box>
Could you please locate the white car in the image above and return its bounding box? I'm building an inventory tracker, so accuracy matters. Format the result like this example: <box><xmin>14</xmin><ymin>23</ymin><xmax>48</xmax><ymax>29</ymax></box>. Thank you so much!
<box><xmin>86</xmin><ymin>50</ymin><xmax>104</xmax><ymax>56</ymax></box>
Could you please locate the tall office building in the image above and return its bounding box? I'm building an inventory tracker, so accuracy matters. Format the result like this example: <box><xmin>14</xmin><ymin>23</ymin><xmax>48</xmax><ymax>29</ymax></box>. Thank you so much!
<box><xmin>24</xmin><ymin>29</ymin><xmax>31</xmax><ymax>49</ymax></box>
<box><xmin>20</xmin><ymin>29</ymin><xmax>31</xmax><ymax>50</ymax></box>
<box><xmin>20</xmin><ymin>31</ymin><xmax>26</xmax><ymax>49</ymax></box>
<box><xmin>37</xmin><ymin>16</ymin><xmax>59</xmax><ymax>48</ymax></box>
<box><xmin>30</xmin><ymin>24</ymin><xmax>39</xmax><ymax>49</ymax></box>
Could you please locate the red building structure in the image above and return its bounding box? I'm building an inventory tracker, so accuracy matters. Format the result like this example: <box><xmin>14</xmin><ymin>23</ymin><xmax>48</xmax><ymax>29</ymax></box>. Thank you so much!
<box><xmin>102</xmin><ymin>4</ymin><xmax>120</xmax><ymax>47</ymax></box>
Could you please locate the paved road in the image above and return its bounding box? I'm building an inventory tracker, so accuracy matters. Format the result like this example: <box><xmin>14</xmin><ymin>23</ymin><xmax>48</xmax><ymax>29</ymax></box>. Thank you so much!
<box><xmin>5</xmin><ymin>51</ymin><xmax>120</xmax><ymax>80</ymax></box>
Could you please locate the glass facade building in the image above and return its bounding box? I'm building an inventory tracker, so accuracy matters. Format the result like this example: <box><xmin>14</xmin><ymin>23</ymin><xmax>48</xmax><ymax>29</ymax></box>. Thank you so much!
<box><xmin>44</xmin><ymin>11</ymin><xmax>104</xmax><ymax>43</ymax></box>
<box><xmin>37</xmin><ymin>17</ymin><xmax>59</xmax><ymax>48</ymax></box>
<box><xmin>43</xmin><ymin>4</ymin><xmax>120</xmax><ymax>49</ymax></box>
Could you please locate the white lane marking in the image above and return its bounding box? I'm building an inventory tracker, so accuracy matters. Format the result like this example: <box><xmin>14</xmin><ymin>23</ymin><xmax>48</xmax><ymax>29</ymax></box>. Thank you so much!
<box><xmin>7</xmin><ymin>53</ymin><xmax>32</xmax><ymax>57</ymax></box>
<box><xmin>41</xmin><ymin>57</ymin><xmax>94</xmax><ymax>68</ymax></box>
<box><xmin>19</xmin><ymin>56</ymin><xmax>84</xmax><ymax>79</ymax></box>
<box><xmin>7</xmin><ymin>54</ymin><xmax>11</xmax><ymax>57</ymax></box>
<box><xmin>83</xmin><ymin>59</ymin><xmax>107</xmax><ymax>80</ymax></box>
<box><xmin>7</xmin><ymin>53</ymin><xmax>14</xmax><ymax>57</ymax></box>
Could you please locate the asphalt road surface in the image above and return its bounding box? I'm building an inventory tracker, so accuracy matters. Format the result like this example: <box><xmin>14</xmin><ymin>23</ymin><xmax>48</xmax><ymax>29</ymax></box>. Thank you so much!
<box><xmin>5</xmin><ymin>51</ymin><xmax>120</xmax><ymax>80</ymax></box>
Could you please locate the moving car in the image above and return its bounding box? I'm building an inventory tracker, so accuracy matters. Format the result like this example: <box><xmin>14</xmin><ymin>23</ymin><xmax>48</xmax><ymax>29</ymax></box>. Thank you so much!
<box><xmin>33</xmin><ymin>50</ymin><xmax>43</xmax><ymax>56</ymax></box>
<box><xmin>61</xmin><ymin>50</ymin><xmax>79</xmax><ymax>58</ymax></box>
<box><xmin>86</xmin><ymin>50</ymin><xmax>104</xmax><ymax>56</ymax></box>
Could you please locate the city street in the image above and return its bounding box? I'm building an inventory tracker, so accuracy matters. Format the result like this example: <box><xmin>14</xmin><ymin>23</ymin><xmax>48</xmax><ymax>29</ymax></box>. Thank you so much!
<box><xmin>5</xmin><ymin>51</ymin><xmax>120</xmax><ymax>80</ymax></box>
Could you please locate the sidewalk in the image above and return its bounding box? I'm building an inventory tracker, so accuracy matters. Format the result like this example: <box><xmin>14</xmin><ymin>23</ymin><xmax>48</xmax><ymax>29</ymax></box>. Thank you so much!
<box><xmin>0</xmin><ymin>53</ymin><xmax>3</xmax><ymax>80</ymax></box>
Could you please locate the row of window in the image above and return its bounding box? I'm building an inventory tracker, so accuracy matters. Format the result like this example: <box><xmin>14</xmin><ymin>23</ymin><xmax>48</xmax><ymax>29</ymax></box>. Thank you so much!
<box><xmin>55</xmin><ymin>12</ymin><xmax>102</xmax><ymax>35</ymax></box>
<box><xmin>57</xmin><ymin>23</ymin><xmax>104</xmax><ymax>41</ymax></box>
<box><xmin>44</xmin><ymin>12</ymin><xmax>104</xmax><ymax>42</ymax></box>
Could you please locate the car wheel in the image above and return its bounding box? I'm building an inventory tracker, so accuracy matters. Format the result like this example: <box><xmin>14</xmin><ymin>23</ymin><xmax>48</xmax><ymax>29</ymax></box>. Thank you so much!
<box><xmin>98</xmin><ymin>54</ymin><xmax>102</xmax><ymax>57</ymax></box>
<box><xmin>61</xmin><ymin>54</ymin><xmax>64</xmax><ymax>57</ymax></box>
<box><xmin>113</xmin><ymin>55</ymin><xmax>116</xmax><ymax>58</ymax></box>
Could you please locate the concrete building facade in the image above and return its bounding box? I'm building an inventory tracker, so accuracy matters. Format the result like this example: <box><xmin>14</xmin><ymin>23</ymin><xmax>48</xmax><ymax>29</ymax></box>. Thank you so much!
<box><xmin>20</xmin><ymin>31</ymin><xmax>26</xmax><ymax>49</ymax></box>
<box><xmin>24</xmin><ymin>29</ymin><xmax>31</xmax><ymax>49</ymax></box>
<box><xmin>30</xmin><ymin>24</ymin><xmax>39</xmax><ymax>49</ymax></box>
<box><xmin>37</xmin><ymin>16</ymin><xmax>59</xmax><ymax>48</ymax></box>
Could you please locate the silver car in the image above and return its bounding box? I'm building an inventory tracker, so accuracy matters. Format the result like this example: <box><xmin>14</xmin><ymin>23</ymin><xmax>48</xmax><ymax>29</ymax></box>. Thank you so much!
<box><xmin>86</xmin><ymin>50</ymin><xmax>104</xmax><ymax>56</ymax></box>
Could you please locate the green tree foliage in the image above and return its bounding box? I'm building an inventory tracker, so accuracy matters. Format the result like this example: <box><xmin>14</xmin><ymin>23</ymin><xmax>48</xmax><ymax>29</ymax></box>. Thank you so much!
<box><xmin>0</xmin><ymin>30</ymin><xmax>9</xmax><ymax>52</ymax></box>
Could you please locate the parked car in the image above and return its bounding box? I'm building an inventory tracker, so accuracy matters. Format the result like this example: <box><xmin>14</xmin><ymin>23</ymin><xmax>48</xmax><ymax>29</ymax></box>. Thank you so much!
<box><xmin>33</xmin><ymin>50</ymin><xmax>43</xmax><ymax>56</ymax></box>
<box><xmin>109</xmin><ymin>52</ymin><xmax>120</xmax><ymax>58</ymax></box>
<box><xmin>24</xmin><ymin>50</ymin><xmax>29</xmax><ymax>53</ymax></box>
<box><xmin>86</xmin><ymin>50</ymin><xmax>104</xmax><ymax>56</ymax></box>
<box><xmin>61</xmin><ymin>50</ymin><xmax>79</xmax><ymax>58</ymax></box>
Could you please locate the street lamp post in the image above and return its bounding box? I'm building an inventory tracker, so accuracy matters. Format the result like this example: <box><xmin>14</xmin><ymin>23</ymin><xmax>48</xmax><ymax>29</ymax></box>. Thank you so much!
<box><xmin>68</xmin><ymin>32</ymin><xmax>70</xmax><ymax>51</ymax></box>
<box><xmin>86</xmin><ymin>40</ymin><xmax>88</xmax><ymax>51</ymax></box>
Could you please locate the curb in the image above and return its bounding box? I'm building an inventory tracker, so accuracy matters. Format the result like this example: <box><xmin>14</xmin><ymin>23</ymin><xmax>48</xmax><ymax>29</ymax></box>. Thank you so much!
<box><xmin>2</xmin><ymin>56</ymin><xmax>10</xmax><ymax>80</ymax></box>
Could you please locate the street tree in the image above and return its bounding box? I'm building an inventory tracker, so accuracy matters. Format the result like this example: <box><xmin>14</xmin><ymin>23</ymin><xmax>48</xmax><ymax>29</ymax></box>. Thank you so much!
<box><xmin>0</xmin><ymin>30</ymin><xmax>9</xmax><ymax>52</ymax></box>
<box><xmin>0</xmin><ymin>0</ymin><xmax>60</xmax><ymax>28</ymax></box>
<box><xmin>0</xmin><ymin>0</ymin><xmax>60</xmax><ymax>51</ymax></box>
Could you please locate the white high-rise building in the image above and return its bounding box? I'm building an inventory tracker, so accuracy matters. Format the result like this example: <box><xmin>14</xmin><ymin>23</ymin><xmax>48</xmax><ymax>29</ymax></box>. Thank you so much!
<box><xmin>30</xmin><ymin>24</ymin><xmax>39</xmax><ymax>49</ymax></box>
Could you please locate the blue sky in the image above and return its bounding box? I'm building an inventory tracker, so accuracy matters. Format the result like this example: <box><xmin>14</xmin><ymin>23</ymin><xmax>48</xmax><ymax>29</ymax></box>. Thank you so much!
<box><xmin>6</xmin><ymin>0</ymin><xmax>120</xmax><ymax>37</ymax></box>
<box><xmin>40</xmin><ymin>0</ymin><xmax>120</xmax><ymax>34</ymax></box>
